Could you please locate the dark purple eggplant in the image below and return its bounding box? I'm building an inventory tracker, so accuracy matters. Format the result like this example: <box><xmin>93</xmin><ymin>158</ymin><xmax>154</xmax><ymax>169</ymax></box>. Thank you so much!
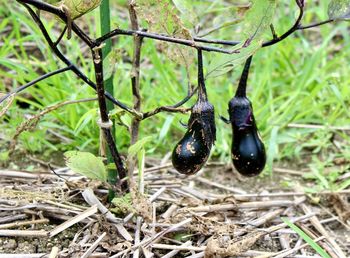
<box><xmin>228</xmin><ymin>56</ymin><xmax>266</xmax><ymax>177</ymax></box>
<box><xmin>172</xmin><ymin>50</ymin><xmax>216</xmax><ymax>175</ymax></box>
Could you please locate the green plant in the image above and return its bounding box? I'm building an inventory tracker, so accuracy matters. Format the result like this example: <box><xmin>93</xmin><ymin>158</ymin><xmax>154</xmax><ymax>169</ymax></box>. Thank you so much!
<box><xmin>64</xmin><ymin>151</ymin><xmax>107</xmax><ymax>182</ymax></box>
<box><xmin>282</xmin><ymin>218</ymin><xmax>331</xmax><ymax>258</ymax></box>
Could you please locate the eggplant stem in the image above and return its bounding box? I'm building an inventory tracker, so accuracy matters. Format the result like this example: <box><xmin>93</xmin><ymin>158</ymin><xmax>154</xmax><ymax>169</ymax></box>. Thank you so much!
<box><xmin>235</xmin><ymin>56</ymin><xmax>253</xmax><ymax>98</ymax></box>
<box><xmin>197</xmin><ymin>49</ymin><xmax>208</xmax><ymax>102</ymax></box>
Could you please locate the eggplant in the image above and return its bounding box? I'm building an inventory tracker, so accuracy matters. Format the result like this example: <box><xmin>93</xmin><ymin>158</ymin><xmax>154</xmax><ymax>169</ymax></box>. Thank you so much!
<box><xmin>172</xmin><ymin>50</ymin><xmax>216</xmax><ymax>175</ymax></box>
<box><xmin>228</xmin><ymin>56</ymin><xmax>266</xmax><ymax>177</ymax></box>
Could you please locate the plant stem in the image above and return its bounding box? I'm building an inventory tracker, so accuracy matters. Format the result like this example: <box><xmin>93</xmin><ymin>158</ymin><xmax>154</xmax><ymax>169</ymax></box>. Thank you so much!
<box><xmin>92</xmin><ymin>47</ymin><xmax>128</xmax><ymax>192</ymax></box>
<box><xmin>100</xmin><ymin>0</ymin><xmax>117</xmax><ymax>196</ymax></box>
<box><xmin>235</xmin><ymin>56</ymin><xmax>253</xmax><ymax>98</ymax></box>
<box><xmin>127</xmin><ymin>0</ymin><xmax>143</xmax><ymax>187</ymax></box>
<box><xmin>128</xmin><ymin>1</ymin><xmax>143</xmax><ymax>145</ymax></box>
<box><xmin>197</xmin><ymin>49</ymin><xmax>207</xmax><ymax>102</ymax></box>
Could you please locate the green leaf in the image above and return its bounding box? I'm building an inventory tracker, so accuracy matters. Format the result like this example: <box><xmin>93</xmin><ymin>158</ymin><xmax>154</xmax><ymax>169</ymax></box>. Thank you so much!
<box><xmin>74</xmin><ymin>108</ymin><xmax>97</xmax><ymax>135</ymax></box>
<box><xmin>207</xmin><ymin>0</ymin><xmax>276</xmax><ymax>77</ymax></box>
<box><xmin>207</xmin><ymin>41</ymin><xmax>261</xmax><ymax>78</ymax></box>
<box><xmin>58</xmin><ymin>0</ymin><xmax>102</xmax><ymax>19</ymax></box>
<box><xmin>241</xmin><ymin>0</ymin><xmax>277</xmax><ymax>40</ymax></box>
<box><xmin>128</xmin><ymin>136</ymin><xmax>152</xmax><ymax>158</ymax></box>
<box><xmin>135</xmin><ymin>0</ymin><xmax>194</xmax><ymax>67</ymax></box>
<box><xmin>159</xmin><ymin>116</ymin><xmax>174</xmax><ymax>140</ymax></box>
<box><xmin>282</xmin><ymin>218</ymin><xmax>332</xmax><ymax>258</ymax></box>
<box><xmin>0</xmin><ymin>151</ymin><xmax>9</xmax><ymax>162</ymax></box>
<box><xmin>328</xmin><ymin>0</ymin><xmax>350</xmax><ymax>20</ymax></box>
<box><xmin>64</xmin><ymin>151</ymin><xmax>107</xmax><ymax>181</ymax></box>
<box><xmin>103</xmin><ymin>50</ymin><xmax>120</xmax><ymax>81</ymax></box>
<box><xmin>109</xmin><ymin>109</ymin><xmax>130</xmax><ymax>129</ymax></box>
<box><xmin>172</xmin><ymin>0</ymin><xmax>199</xmax><ymax>25</ymax></box>
<box><xmin>137</xmin><ymin>148</ymin><xmax>145</xmax><ymax>191</ymax></box>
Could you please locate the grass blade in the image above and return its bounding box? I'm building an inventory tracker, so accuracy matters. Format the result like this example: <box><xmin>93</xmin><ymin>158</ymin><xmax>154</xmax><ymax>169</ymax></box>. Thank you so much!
<box><xmin>281</xmin><ymin>217</ymin><xmax>331</xmax><ymax>258</ymax></box>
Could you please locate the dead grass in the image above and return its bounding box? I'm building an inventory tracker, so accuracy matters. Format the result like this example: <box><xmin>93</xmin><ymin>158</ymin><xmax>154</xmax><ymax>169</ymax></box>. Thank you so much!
<box><xmin>0</xmin><ymin>160</ymin><xmax>349</xmax><ymax>258</ymax></box>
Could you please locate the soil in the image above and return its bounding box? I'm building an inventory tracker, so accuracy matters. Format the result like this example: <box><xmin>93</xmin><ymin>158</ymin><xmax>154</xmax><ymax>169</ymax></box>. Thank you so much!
<box><xmin>0</xmin><ymin>159</ymin><xmax>349</xmax><ymax>257</ymax></box>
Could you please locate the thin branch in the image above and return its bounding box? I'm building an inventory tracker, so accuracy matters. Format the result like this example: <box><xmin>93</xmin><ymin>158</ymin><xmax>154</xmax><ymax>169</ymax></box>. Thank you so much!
<box><xmin>262</xmin><ymin>0</ymin><xmax>304</xmax><ymax>47</ymax></box>
<box><xmin>20</xmin><ymin>0</ymin><xmax>336</xmax><ymax>54</ymax></box>
<box><xmin>142</xmin><ymin>106</ymin><xmax>191</xmax><ymax>120</ymax></box>
<box><xmin>9</xmin><ymin>98</ymin><xmax>97</xmax><ymax>153</ymax></box>
<box><xmin>270</xmin><ymin>24</ymin><xmax>278</xmax><ymax>40</ymax></box>
<box><xmin>141</xmin><ymin>86</ymin><xmax>196</xmax><ymax>119</ymax></box>
<box><xmin>97</xmin><ymin>28</ymin><xmax>231</xmax><ymax>53</ymax></box>
<box><xmin>171</xmin><ymin>86</ymin><xmax>197</xmax><ymax>108</ymax></box>
<box><xmin>0</xmin><ymin>66</ymin><xmax>73</xmax><ymax>105</ymax></box>
<box><xmin>298</xmin><ymin>18</ymin><xmax>335</xmax><ymax>30</ymax></box>
<box><xmin>18</xmin><ymin>2</ymin><xmax>139</xmax><ymax>118</ymax></box>
<box><xmin>193</xmin><ymin>37</ymin><xmax>239</xmax><ymax>46</ymax></box>
<box><xmin>54</xmin><ymin>25</ymin><xmax>67</xmax><ymax>47</ymax></box>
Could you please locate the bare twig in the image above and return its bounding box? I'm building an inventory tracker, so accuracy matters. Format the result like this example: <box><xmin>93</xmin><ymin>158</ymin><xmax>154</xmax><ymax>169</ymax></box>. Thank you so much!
<box><xmin>299</xmin><ymin>18</ymin><xmax>335</xmax><ymax>30</ymax></box>
<box><xmin>128</xmin><ymin>0</ymin><xmax>143</xmax><ymax>145</ymax></box>
<box><xmin>0</xmin><ymin>93</ymin><xmax>15</xmax><ymax>118</ymax></box>
<box><xmin>0</xmin><ymin>229</ymin><xmax>49</xmax><ymax>237</ymax></box>
<box><xmin>185</xmin><ymin>200</ymin><xmax>294</xmax><ymax>213</ymax></box>
<box><xmin>81</xmin><ymin>232</ymin><xmax>107</xmax><ymax>258</ymax></box>
<box><xmin>9</xmin><ymin>98</ymin><xmax>97</xmax><ymax>153</ymax></box>
<box><xmin>142</xmin><ymin>106</ymin><xmax>191</xmax><ymax>120</ymax></box>
<box><xmin>0</xmin><ymin>218</ymin><xmax>49</xmax><ymax>229</ymax></box>
<box><xmin>49</xmin><ymin>205</ymin><xmax>98</xmax><ymax>237</ymax></box>
<box><xmin>287</xmin><ymin>123</ymin><xmax>350</xmax><ymax>131</ymax></box>
<box><xmin>82</xmin><ymin>188</ymin><xmax>133</xmax><ymax>241</ymax></box>
<box><xmin>0</xmin><ymin>65</ymin><xmax>73</xmax><ymax>105</ymax></box>
<box><xmin>262</xmin><ymin>0</ymin><xmax>304</xmax><ymax>47</ymax></box>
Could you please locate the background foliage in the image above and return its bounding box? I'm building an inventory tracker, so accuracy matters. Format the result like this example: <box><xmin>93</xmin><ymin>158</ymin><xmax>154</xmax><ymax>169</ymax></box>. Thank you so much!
<box><xmin>1</xmin><ymin>0</ymin><xmax>350</xmax><ymax>180</ymax></box>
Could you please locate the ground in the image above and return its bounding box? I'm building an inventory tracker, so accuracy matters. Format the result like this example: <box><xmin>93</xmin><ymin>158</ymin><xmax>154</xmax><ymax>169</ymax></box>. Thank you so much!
<box><xmin>0</xmin><ymin>157</ymin><xmax>349</xmax><ymax>258</ymax></box>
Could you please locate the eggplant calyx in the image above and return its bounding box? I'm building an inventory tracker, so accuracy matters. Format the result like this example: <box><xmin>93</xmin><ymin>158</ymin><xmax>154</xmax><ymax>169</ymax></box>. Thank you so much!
<box><xmin>190</xmin><ymin>100</ymin><xmax>216</xmax><ymax>147</ymax></box>
<box><xmin>179</xmin><ymin>119</ymin><xmax>188</xmax><ymax>129</ymax></box>
<box><xmin>220</xmin><ymin>115</ymin><xmax>230</xmax><ymax>124</ymax></box>
<box><xmin>228</xmin><ymin>96</ymin><xmax>254</xmax><ymax>129</ymax></box>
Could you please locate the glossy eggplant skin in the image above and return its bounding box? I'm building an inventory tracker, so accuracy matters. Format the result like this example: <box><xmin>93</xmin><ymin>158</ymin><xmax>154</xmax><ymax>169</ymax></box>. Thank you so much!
<box><xmin>172</xmin><ymin>101</ymin><xmax>216</xmax><ymax>175</ymax></box>
<box><xmin>229</xmin><ymin>96</ymin><xmax>266</xmax><ymax>177</ymax></box>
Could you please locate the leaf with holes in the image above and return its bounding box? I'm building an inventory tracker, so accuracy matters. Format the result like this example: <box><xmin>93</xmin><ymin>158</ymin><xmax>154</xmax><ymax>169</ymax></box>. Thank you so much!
<box><xmin>328</xmin><ymin>0</ymin><xmax>350</xmax><ymax>20</ymax></box>
<box><xmin>135</xmin><ymin>0</ymin><xmax>194</xmax><ymax>70</ymax></box>
<box><xmin>55</xmin><ymin>0</ymin><xmax>102</xmax><ymax>20</ymax></box>
<box><xmin>103</xmin><ymin>50</ymin><xmax>120</xmax><ymax>81</ymax></box>
<box><xmin>172</xmin><ymin>0</ymin><xmax>199</xmax><ymax>26</ymax></box>
<box><xmin>207</xmin><ymin>0</ymin><xmax>276</xmax><ymax>78</ymax></box>
<box><xmin>64</xmin><ymin>151</ymin><xmax>107</xmax><ymax>182</ymax></box>
<box><xmin>207</xmin><ymin>41</ymin><xmax>261</xmax><ymax>78</ymax></box>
